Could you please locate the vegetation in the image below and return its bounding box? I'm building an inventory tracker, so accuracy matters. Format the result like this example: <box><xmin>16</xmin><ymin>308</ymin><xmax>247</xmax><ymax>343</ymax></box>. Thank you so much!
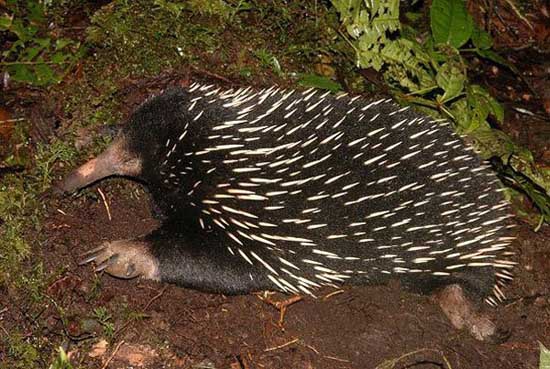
<box><xmin>0</xmin><ymin>0</ymin><xmax>549</xmax><ymax>367</ymax></box>
<box><xmin>48</xmin><ymin>347</ymin><xmax>73</xmax><ymax>369</ymax></box>
<box><xmin>0</xmin><ymin>1</ymin><xmax>350</xmax><ymax>366</ymax></box>
<box><xmin>0</xmin><ymin>0</ymin><xmax>84</xmax><ymax>86</ymax></box>
<box><xmin>331</xmin><ymin>0</ymin><xmax>550</xmax><ymax>224</ymax></box>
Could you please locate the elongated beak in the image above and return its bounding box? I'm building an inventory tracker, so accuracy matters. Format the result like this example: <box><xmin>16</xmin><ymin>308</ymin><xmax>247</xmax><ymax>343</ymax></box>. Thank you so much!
<box><xmin>58</xmin><ymin>137</ymin><xmax>141</xmax><ymax>193</ymax></box>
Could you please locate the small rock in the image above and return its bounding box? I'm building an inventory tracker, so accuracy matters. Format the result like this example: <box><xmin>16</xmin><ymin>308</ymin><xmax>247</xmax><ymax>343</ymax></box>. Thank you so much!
<box><xmin>114</xmin><ymin>343</ymin><xmax>158</xmax><ymax>367</ymax></box>
<box><xmin>89</xmin><ymin>339</ymin><xmax>108</xmax><ymax>358</ymax></box>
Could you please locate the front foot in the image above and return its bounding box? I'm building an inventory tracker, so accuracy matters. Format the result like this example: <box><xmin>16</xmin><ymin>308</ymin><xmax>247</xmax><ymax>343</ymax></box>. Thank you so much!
<box><xmin>80</xmin><ymin>240</ymin><xmax>160</xmax><ymax>281</ymax></box>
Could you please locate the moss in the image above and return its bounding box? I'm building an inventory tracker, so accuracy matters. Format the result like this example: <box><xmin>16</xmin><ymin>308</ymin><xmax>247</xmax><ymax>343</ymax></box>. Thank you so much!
<box><xmin>0</xmin><ymin>139</ymin><xmax>77</xmax><ymax>272</ymax></box>
<box><xmin>0</xmin><ymin>138</ymin><xmax>77</xmax><ymax>366</ymax></box>
<box><xmin>0</xmin><ymin>1</ymin><xmax>360</xmax><ymax>367</ymax></box>
<box><xmin>1</xmin><ymin>334</ymin><xmax>41</xmax><ymax>369</ymax></box>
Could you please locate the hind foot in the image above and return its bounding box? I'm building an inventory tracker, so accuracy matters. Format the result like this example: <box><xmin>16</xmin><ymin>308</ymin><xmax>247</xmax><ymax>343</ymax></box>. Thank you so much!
<box><xmin>80</xmin><ymin>240</ymin><xmax>160</xmax><ymax>281</ymax></box>
<box><xmin>436</xmin><ymin>284</ymin><xmax>509</xmax><ymax>343</ymax></box>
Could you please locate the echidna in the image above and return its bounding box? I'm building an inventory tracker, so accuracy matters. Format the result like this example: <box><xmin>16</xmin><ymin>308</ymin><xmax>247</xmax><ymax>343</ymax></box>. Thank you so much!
<box><xmin>60</xmin><ymin>83</ymin><xmax>516</xmax><ymax>341</ymax></box>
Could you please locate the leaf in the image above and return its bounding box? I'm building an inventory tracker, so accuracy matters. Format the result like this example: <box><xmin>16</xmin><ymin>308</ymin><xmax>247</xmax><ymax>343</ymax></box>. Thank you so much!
<box><xmin>298</xmin><ymin>74</ymin><xmax>342</xmax><ymax>92</ymax></box>
<box><xmin>542</xmin><ymin>341</ymin><xmax>550</xmax><ymax>369</ymax></box>
<box><xmin>153</xmin><ymin>0</ymin><xmax>185</xmax><ymax>17</ymax></box>
<box><xmin>0</xmin><ymin>14</ymin><xmax>13</xmax><ymax>30</ymax></box>
<box><xmin>436</xmin><ymin>62</ymin><xmax>465</xmax><ymax>102</ymax></box>
<box><xmin>10</xmin><ymin>64</ymin><xmax>36</xmax><ymax>84</ymax></box>
<box><xmin>450</xmin><ymin>98</ymin><xmax>471</xmax><ymax>132</ymax></box>
<box><xmin>335</xmin><ymin>0</ymin><xmax>400</xmax><ymax>70</ymax></box>
<box><xmin>471</xmin><ymin>26</ymin><xmax>493</xmax><ymax>50</ymax></box>
<box><xmin>35</xmin><ymin>38</ymin><xmax>51</xmax><ymax>49</ymax></box>
<box><xmin>502</xmin><ymin>167</ymin><xmax>550</xmax><ymax>223</ymax></box>
<box><xmin>26</xmin><ymin>1</ymin><xmax>46</xmax><ymax>24</ymax></box>
<box><xmin>10</xmin><ymin>19</ymin><xmax>32</xmax><ymax>42</ymax></box>
<box><xmin>381</xmin><ymin>38</ymin><xmax>436</xmax><ymax>91</ymax></box>
<box><xmin>468</xmin><ymin>84</ymin><xmax>504</xmax><ymax>122</ymax></box>
<box><xmin>23</xmin><ymin>46</ymin><xmax>41</xmax><ymax>61</ymax></box>
<box><xmin>470</xmin><ymin>127</ymin><xmax>515</xmax><ymax>159</ymax></box>
<box><xmin>431</xmin><ymin>0</ymin><xmax>473</xmax><ymax>48</ymax></box>
<box><xmin>35</xmin><ymin>63</ymin><xmax>58</xmax><ymax>85</ymax></box>
<box><xmin>404</xmin><ymin>12</ymin><xmax>422</xmax><ymax>22</ymax></box>
<box><xmin>56</xmin><ymin>39</ymin><xmax>72</xmax><ymax>51</ymax></box>
<box><xmin>476</xmin><ymin>49</ymin><xmax>519</xmax><ymax>74</ymax></box>
<box><xmin>51</xmin><ymin>52</ymin><xmax>67</xmax><ymax>64</ymax></box>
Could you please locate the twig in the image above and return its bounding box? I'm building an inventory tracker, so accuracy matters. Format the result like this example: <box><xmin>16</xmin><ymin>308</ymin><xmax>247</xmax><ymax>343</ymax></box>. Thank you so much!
<box><xmin>264</xmin><ymin>338</ymin><xmax>299</xmax><ymax>352</ymax></box>
<box><xmin>97</xmin><ymin>188</ymin><xmax>112</xmax><ymax>221</ymax></box>
<box><xmin>190</xmin><ymin>65</ymin><xmax>233</xmax><ymax>83</ymax></box>
<box><xmin>258</xmin><ymin>294</ymin><xmax>303</xmax><ymax>326</ymax></box>
<box><xmin>503</xmin><ymin>0</ymin><xmax>533</xmax><ymax>30</ymax></box>
<box><xmin>101</xmin><ymin>340</ymin><xmax>124</xmax><ymax>369</ymax></box>
<box><xmin>0</xmin><ymin>118</ymin><xmax>25</xmax><ymax>124</ymax></box>
<box><xmin>324</xmin><ymin>355</ymin><xmax>350</xmax><ymax>363</ymax></box>
<box><xmin>322</xmin><ymin>289</ymin><xmax>344</xmax><ymax>300</ymax></box>
<box><xmin>306</xmin><ymin>344</ymin><xmax>319</xmax><ymax>354</ymax></box>
<box><xmin>374</xmin><ymin>349</ymin><xmax>452</xmax><ymax>369</ymax></box>
<box><xmin>143</xmin><ymin>286</ymin><xmax>168</xmax><ymax>311</ymax></box>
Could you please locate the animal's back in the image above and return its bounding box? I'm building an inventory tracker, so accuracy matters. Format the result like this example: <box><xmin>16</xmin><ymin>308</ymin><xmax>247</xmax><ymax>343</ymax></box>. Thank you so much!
<box><xmin>131</xmin><ymin>83</ymin><xmax>514</xmax><ymax>302</ymax></box>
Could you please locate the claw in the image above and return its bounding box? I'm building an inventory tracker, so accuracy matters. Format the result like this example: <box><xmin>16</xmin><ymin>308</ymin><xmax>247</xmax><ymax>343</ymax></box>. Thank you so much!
<box><xmin>82</xmin><ymin>244</ymin><xmax>108</xmax><ymax>255</ymax></box>
<box><xmin>95</xmin><ymin>254</ymin><xmax>118</xmax><ymax>272</ymax></box>
<box><xmin>78</xmin><ymin>240</ymin><xmax>160</xmax><ymax>281</ymax></box>
<box><xmin>78</xmin><ymin>244</ymin><xmax>110</xmax><ymax>265</ymax></box>
<box><xmin>79</xmin><ymin>255</ymin><xmax>99</xmax><ymax>265</ymax></box>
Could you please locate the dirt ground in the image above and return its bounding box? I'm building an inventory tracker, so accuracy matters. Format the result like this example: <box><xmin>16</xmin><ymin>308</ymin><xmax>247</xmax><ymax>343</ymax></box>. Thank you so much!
<box><xmin>30</xmin><ymin>177</ymin><xmax>548</xmax><ymax>369</ymax></box>
<box><xmin>2</xmin><ymin>1</ymin><xmax>550</xmax><ymax>368</ymax></box>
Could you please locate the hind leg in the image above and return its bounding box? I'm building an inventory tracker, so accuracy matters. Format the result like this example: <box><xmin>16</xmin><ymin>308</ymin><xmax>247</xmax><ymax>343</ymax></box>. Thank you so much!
<box><xmin>436</xmin><ymin>284</ymin><xmax>509</xmax><ymax>342</ymax></box>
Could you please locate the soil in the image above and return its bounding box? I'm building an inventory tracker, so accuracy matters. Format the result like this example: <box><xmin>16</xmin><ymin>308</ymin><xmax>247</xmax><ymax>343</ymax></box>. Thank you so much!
<box><xmin>2</xmin><ymin>1</ymin><xmax>550</xmax><ymax>368</ymax></box>
<box><xmin>30</xmin><ymin>179</ymin><xmax>550</xmax><ymax>369</ymax></box>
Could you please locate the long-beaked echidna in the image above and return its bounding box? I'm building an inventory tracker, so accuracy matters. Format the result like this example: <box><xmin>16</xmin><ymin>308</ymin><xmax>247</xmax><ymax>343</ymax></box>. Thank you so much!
<box><xmin>60</xmin><ymin>83</ymin><xmax>516</xmax><ymax>340</ymax></box>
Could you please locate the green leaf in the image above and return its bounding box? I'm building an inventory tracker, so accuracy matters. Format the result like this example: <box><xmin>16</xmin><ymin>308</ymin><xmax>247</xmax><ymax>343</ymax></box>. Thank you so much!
<box><xmin>10</xmin><ymin>64</ymin><xmax>36</xmax><ymax>83</ymax></box>
<box><xmin>476</xmin><ymin>49</ymin><xmax>519</xmax><ymax>74</ymax></box>
<box><xmin>470</xmin><ymin>127</ymin><xmax>515</xmax><ymax>159</ymax></box>
<box><xmin>471</xmin><ymin>26</ymin><xmax>493</xmax><ymax>50</ymax></box>
<box><xmin>468</xmin><ymin>85</ymin><xmax>504</xmax><ymax>122</ymax></box>
<box><xmin>298</xmin><ymin>74</ymin><xmax>342</xmax><ymax>93</ymax></box>
<box><xmin>10</xmin><ymin>19</ymin><xmax>32</xmax><ymax>41</ymax></box>
<box><xmin>502</xmin><ymin>167</ymin><xmax>550</xmax><ymax>224</ymax></box>
<box><xmin>404</xmin><ymin>12</ymin><xmax>422</xmax><ymax>22</ymax></box>
<box><xmin>27</xmin><ymin>1</ymin><xmax>46</xmax><ymax>24</ymax></box>
<box><xmin>48</xmin><ymin>346</ymin><xmax>73</xmax><ymax>369</ymax></box>
<box><xmin>35</xmin><ymin>38</ymin><xmax>51</xmax><ymax>49</ymax></box>
<box><xmin>0</xmin><ymin>14</ymin><xmax>13</xmax><ymax>30</ymax></box>
<box><xmin>35</xmin><ymin>63</ymin><xmax>58</xmax><ymax>85</ymax></box>
<box><xmin>55</xmin><ymin>39</ymin><xmax>72</xmax><ymax>51</ymax></box>
<box><xmin>450</xmin><ymin>98</ymin><xmax>472</xmax><ymax>132</ymax></box>
<box><xmin>435</xmin><ymin>62</ymin><xmax>465</xmax><ymax>102</ymax></box>
<box><xmin>431</xmin><ymin>0</ymin><xmax>473</xmax><ymax>48</ymax></box>
<box><xmin>488</xmin><ymin>98</ymin><xmax>504</xmax><ymax>123</ymax></box>
<box><xmin>51</xmin><ymin>52</ymin><xmax>67</xmax><ymax>64</ymax></box>
<box><xmin>380</xmin><ymin>38</ymin><xmax>436</xmax><ymax>91</ymax></box>
<box><xmin>153</xmin><ymin>0</ymin><xmax>185</xmax><ymax>17</ymax></box>
<box><xmin>24</xmin><ymin>46</ymin><xmax>42</xmax><ymax>61</ymax></box>
<box><xmin>541</xmin><ymin>343</ymin><xmax>550</xmax><ymax>369</ymax></box>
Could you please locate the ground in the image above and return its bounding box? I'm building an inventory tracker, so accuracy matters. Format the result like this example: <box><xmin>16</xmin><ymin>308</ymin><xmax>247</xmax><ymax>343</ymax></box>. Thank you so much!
<box><xmin>1</xmin><ymin>1</ymin><xmax>550</xmax><ymax>368</ymax></box>
<box><xmin>34</xmin><ymin>184</ymin><xmax>548</xmax><ymax>369</ymax></box>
